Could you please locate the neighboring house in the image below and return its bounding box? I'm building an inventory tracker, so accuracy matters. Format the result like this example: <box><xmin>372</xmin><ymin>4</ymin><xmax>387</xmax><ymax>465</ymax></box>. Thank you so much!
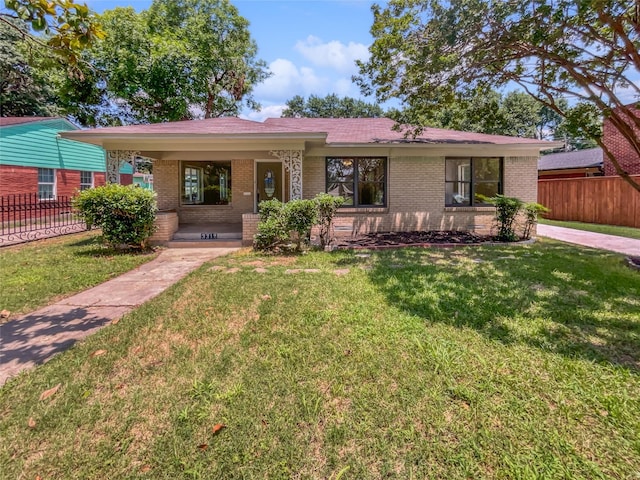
<box><xmin>538</xmin><ymin>148</ymin><xmax>603</xmax><ymax>179</ymax></box>
<box><xmin>0</xmin><ymin>117</ymin><xmax>134</xmax><ymax>199</ymax></box>
<box><xmin>602</xmin><ymin>104</ymin><xmax>640</xmax><ymax>176</ymax></box>
<box><xmin>133</xmin><ymin>172</ymin><xmax>154</xmax><ymax>190</ymax></box>
<box><xmin>60</xmin><ymin>117</ymin><xmax>559</xmax><ymax>245</ymax></box>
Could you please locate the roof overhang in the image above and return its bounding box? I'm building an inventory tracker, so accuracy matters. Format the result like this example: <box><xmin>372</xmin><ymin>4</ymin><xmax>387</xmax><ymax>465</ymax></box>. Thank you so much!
<box><xmin>59</xmin><ymin>131</ymin><xmax>327</xmax><ymax>152</ymax></box>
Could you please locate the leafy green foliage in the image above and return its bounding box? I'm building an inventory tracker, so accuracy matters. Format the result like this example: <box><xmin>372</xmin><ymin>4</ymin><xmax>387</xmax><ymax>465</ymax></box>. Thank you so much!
<box><xmin>59</xmin><ymin>0</ymin><xmax>269</xmax><ymax>125</ymax></box>
<box><xmin>1</xmin><ymin>0</ymin><xmax>104</xmax><ymax>70</ymax></box>
<box><xmin>0</xmin><ymin>19</ymin><xmax>59</xmax><ymax>116</ymax></box>
<box><xmin>282</xmin><ymin>94</ymin><xmax>385</xmax><ymax>118</ymax></box>
<box><xmin>314</xmin><ymin>193</ymin><xmax>345</xmax><ymax>248</ymax></box>
<box><xmin>73</xmin><ymin>185</ymin><xmax>157</xmax><ymax>249</ymax></box>
<box><xmin>254</xmin><ymin>200</ymin><xmax>288</xmax><ymax>252</ymax></box>
<box><xmin>356</xmin><ymin>0</ymin><xmax>640</xmax><ymax>192</ymax></box>
<box><xmin>283</xmin><ymin>199</ymin><xmax>317</xmax><ymax>251</ymax></box>
<box><xmin>521</xmin><ymin>202</ymin><xmax>549</xmax><ymax>240</ymax></box>
<box><xmin>489</xmin><ymin>195</ymin><xmax>523</xmax><ymax>242</ymax></box>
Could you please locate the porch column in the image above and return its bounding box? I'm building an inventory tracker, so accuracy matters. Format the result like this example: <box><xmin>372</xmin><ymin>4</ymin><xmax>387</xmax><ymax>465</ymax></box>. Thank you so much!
<box><xmin>106</xmin><ymin>150</ymin><xmax>139</xmax><ymax>183</ymax></box>
<box><xmin>270</xmin><ymin>150</ymin><xmax>303</xmax><ymax>200</ymax></box>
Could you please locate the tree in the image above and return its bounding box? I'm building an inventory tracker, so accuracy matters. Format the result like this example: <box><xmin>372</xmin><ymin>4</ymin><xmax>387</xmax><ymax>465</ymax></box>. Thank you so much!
<box><xmin>282</xmin><ymin>94</ymin><xmax>385</xmax><ymax>118</ymax></box>
<box><xmin>1</xmin><ymin>0</ymin><xmax>104</xmax><ymax>71</ymax></box>
<box><xmin>356</xmin><ymin>0</ymin><xmax>640</xmax><ymax>192</ymax></box>
<box><xmin>59</xmin><ymin>0</ymin><xmax>269</xmax><ymax>125</ymax></box>
<box><xmin>0</xmin><ymin>19</ymin><xmax>59</xmax><ymax>116</ymax></box>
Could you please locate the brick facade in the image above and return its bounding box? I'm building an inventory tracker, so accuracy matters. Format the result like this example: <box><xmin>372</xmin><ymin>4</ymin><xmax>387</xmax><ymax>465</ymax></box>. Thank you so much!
<box><xmin>0</xmin><ymin>165</ymin><xmax>106</xmax><ymax>197</ymax></box>
<box><xmin>603</xmin><ymin>105</ymin><xmax>640</xmax><ymax>176</ymax></box>
<box><xmin>162</xmin><ymin>154</ymin><xmax>539</xmax><ymax>242</ymax></box>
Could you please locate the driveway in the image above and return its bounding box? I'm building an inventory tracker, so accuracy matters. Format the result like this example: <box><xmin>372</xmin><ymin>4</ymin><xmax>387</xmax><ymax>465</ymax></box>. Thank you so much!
<box><xmin>537</xmin><ymin>224</ymin><xmax>640</xmax><ymax>256</ymax></box>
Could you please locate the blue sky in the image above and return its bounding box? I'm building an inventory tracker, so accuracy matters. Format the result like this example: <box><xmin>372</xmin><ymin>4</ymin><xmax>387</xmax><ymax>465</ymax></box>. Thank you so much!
<box><xmin>85</xmin><ymin>0</ymin><xmax>382</xmax><ymax>120</ymax></box>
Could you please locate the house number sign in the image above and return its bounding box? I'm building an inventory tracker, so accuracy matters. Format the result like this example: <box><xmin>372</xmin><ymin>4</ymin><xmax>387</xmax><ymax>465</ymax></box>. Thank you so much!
<box><xmin>201</xmin><ymin>233</ymin><xmax>218</xmax><ymax>239</ymax></box>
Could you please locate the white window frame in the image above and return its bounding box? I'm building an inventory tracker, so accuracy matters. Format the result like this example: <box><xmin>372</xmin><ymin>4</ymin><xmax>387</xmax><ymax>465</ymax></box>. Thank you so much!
<box><xmin>38</xmin><ymin>168</ymin><xmax>56</xmax><ymax>201</ymax></box>
<box><xmin>80</xmin><ymin>171</ymin><xmax>94</xmax><ymax>191</ymax></box>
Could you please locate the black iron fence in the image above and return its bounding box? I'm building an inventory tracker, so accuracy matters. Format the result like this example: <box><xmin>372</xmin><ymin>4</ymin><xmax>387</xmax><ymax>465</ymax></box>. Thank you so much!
<box><xmin>0</xmin><ymin>194</ymin><xmax>89</xmax><ymax>246</ymax></box>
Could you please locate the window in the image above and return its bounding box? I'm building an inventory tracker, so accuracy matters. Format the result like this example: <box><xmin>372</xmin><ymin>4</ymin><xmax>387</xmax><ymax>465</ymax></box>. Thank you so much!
<box><xmin>181</xmin><ymin>161</ymin><xmax>231</xmax><ymax>205</ymax></box>
<box><xmin>326</xmin><ymin>157</ymin><xmax>386</xmax><ymax>207</ymax></box>
<box><xmin>80</xmin><ymin>171</ymin><xmax>93</xmax><ymax>191</ymax></box>
<box><xmin>38</xmin><ymin>168</ymin><xmax>55</xmax><ymax>200</ymax></box>
<box><xmin>445</xmin><ymin>157</ymin><xmax>502</xmax><ymax>206</ymax></box>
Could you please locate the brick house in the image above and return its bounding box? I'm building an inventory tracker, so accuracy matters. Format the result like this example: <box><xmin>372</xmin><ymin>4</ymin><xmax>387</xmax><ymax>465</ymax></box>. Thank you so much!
<box><xmin>0</xmin><ymin>117</ymin><xmax>133</xmax><ymax>199</ymax></box>
<box><xmin>538</xmin><ymin>148</ymin><xmax>603</xmax><ymax>179</ymax></box>
<box><xmin>602</xmin><ymin>104</ymin><xmax>640</xmax><ymax>176</ymax></box>
<box><xmin>61</xmin><ymin>117</ymin><xmax>560</xmax><ymax>245</ymax></box>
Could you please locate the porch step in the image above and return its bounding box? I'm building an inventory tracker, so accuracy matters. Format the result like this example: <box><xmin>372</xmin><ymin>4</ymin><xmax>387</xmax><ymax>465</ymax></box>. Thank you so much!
<box><xmin>166</xmin><ymin>239</ymin><xmax>243</xmax><ymax>248</ymax></box>
<box><xmin>172</xmin><ymin>231</ymin><xmax>242</xmax><ymax>241</ymax></box>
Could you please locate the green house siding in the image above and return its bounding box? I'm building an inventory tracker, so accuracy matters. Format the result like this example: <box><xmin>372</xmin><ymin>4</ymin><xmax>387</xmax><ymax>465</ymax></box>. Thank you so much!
<box><xmin>0</xmin><ymin>119</ymin><xmax>106</xmax><ymax>172</ymax></box>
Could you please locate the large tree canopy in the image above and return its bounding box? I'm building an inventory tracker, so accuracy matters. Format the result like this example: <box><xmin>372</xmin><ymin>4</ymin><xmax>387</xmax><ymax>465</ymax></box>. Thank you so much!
<box><xmin>356</xmin><ymin>0</ymin><xmax>640</xmax><ymax>192</ymax></box>
<box><xmin>282</xmin><ymin>94</ymin><xmax>385</xmax><ymax>118</ymax></box>
<box><xmin>0</xmin><ymin>19</ymin><xmax>59</xmax><ymax>116</ymax></box>
<box><xmin>0</xmin><ymin>0</ymin><xmax>104</xmax><ymax>70</ymax></box>
<box><xmin>60</xmin><ymin>0</ymin><xmax>269</xmax><ymax>125</ymax></box>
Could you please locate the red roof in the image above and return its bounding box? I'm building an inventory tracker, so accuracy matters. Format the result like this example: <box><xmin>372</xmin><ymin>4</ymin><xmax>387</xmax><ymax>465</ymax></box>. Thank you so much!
<box><xmin>69</xmin><ymin>117</ymin><xmax>312</xmax><ymax>135</ymax></box>
<box><xmin>0</xmin><ymin>117</ymin><xmax>58</xmax><ymax>127</ymax></box>
<box><xmin>264</xmin><ymin>117</ymin><xmax>547</xmax><ymax>145</ymax></box>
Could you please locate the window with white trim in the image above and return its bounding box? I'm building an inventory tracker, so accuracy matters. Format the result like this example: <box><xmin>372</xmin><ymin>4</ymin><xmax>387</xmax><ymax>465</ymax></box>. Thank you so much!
<box><xmin>80</xmin><ymin>171</ymin><xmax>93</xmax><ymax>191</ymax></box>
<box><xmin>38</xmin><ymin>168</ymin><xmax>56</xmax><ymax>200</ymax></box>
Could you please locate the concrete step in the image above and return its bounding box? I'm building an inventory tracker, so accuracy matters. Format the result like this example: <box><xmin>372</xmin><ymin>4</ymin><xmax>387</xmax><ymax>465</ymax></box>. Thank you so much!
<box><xmin>173</xmin><ymin>231</ymin><xmax>242</xmax><ymax>241</ymax></box>
<box><xmin>166</xmin><ymin>239</ymin><xmax>243</xmax><ymax>248</ymax></box>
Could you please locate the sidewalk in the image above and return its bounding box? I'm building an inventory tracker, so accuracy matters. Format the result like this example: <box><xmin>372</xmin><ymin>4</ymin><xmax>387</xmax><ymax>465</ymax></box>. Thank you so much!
<box><xmin>0</xmin><ymin>248</ymin><xmax>237</xmax><ymax>386</ymax></box>
<box><xmin>537</xmin><ymin>224</ymin><xmax>640</xmax><ymax>256</ymax></box>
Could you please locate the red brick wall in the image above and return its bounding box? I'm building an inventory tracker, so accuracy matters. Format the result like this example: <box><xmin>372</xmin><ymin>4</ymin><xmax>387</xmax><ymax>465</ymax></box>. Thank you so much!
<box><xmin>603</xmin><ymin>105</ymin><xmax>640</xmax><ymax>176</ymax></box>
<box><xmin>0</xmin><ymin>165</ymin><xmax>108</xmax><ymax>197</ymax></box>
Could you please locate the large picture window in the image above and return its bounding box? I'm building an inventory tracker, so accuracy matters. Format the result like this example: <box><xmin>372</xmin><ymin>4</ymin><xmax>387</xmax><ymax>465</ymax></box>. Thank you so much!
<box><xmin>445</xmin><ymin>157</ymin><xmax>502</xmax><ymax>206</ymax></box>
<box><xmin>38</xmin><ymin>168</ymin><xmax>56</xmax><ymax>200</ymax></box>
<box><xmin>326</xmin><ymin>157</ymin><xmax>386</xmax><ymax>207</ymax></box>
<box><xmin>181</xmin><ymin>161</ymin><xmax>231</xmax><ymax>205</ymax></box>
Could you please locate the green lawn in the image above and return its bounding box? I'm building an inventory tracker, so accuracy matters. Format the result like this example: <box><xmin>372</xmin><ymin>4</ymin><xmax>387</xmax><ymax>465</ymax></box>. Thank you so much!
<box><xmin>0</xmin><ymin>231</ymin><xmax>158</xmax><ymax>315</ymax></box>
<box><xmin>539</xmin><ymin>218</ymin><xmax>640</xmax><ymax>240</ymax></box>
<box><xmin>1</xmin><ymin>240</ymin><xmax>639</xmax><ymax>479</ymax></box>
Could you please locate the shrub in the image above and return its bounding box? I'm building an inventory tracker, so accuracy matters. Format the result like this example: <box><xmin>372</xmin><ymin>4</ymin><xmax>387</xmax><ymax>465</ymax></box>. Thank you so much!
<box><xmin>489</xmin><ymin>195</ymin><xmax>523</xmax><ymax>242</ymax></box>
<box><xmin>254</xmin><ymin>199</ymin><xmax>288</xmax><ymax>251</ymax></box>
<box><xmin>521</xmin><ymin>202</ymin><xmax>549</xmax><ymax>240</ymax></box>
<box><xmin>314</xmin><ymin>193</ymin><xmax>344</xmax><ymax>248</ymax></box>
<box><xmin>73</xmin><ymin>184</ymin><xmax>157</xmax><ymax>249</ymax></box>
<box><xmin>284</xmin><ymin>199</ymin><xmax>317</xmax><ymax>251</ymax></box>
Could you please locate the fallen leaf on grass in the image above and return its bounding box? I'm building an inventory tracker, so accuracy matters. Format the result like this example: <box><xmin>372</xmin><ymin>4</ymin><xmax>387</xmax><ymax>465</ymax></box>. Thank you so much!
<box><xmin>197</xmin><ymin>444</ymin><xmax>208</xmax><ymax>451</ymax></box>
<box><xmin>91</xmin><ymin>349</ymin><xmax>107</xmax><ymax>357</ymax></box>
<box><xmin>111</xmin><ymin>318</ymin><xmax>120</xmax><ymax>325</ymax></box>
<box><xmin>28</xmin><ymin>417</ymin><xmax>36</xmax><ymax>429</ymax></box>
<box><xmin>212</xmin><ymin>424</ymin><xmax>226</xmax><ymax>434</ymax></box>
<box><xmin>261</xmin><ymin>294</ymin><xmax>272</xmax><ymax>301</ymax></box>
<box><xmin>0</xmin><ymin>309</ymin><xmax>10</xmax><ymax>318</ymax></box>
<box><xmin>39</xmin><ymin>383</ymin><xmax>61</xmax><ymax>401</ymax></box>
<box><xmin>140</xmin><ymin>465</ymin><xmax>151</xmax><ymax>473</ymax></box>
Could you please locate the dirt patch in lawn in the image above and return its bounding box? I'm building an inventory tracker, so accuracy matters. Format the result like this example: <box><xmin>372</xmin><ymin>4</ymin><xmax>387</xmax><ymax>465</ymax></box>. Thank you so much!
<box><xmin>334</xmin><ymin>231</ymin><xmax>495</xmax><ymax>249</ymax></box>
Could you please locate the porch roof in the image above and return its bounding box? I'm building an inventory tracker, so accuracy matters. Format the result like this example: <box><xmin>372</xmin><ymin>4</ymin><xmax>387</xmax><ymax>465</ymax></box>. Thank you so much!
<box><xmin>59</xmin><ymin>116</ymin><xmax>562</xmax><ymax>151</ymax></box>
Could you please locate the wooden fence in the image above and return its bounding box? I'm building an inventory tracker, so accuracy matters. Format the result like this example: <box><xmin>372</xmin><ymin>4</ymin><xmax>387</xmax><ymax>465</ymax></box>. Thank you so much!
<box><xmin>537</xmin><ymin>175</ymin><xmax>640</xmax><ymax>228</ymax></box>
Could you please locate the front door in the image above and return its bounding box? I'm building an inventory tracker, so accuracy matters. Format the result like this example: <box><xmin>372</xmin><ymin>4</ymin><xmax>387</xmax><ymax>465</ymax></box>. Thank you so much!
<box><xmin>255</xmin><ymin>161</ymin><xmax>284</xmax><ymax>210</ymax></box>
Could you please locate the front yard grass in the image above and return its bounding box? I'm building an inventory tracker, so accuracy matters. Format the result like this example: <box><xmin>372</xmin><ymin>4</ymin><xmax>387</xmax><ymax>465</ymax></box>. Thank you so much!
<box><xmin>1</xmin><ymin>239</ymin><xmax>638</xmax><ymax>479</ymax></box>
<box><xmin>540</xmin><ymin>218</ymin><xmax>640</xmax><ymax>240</ymax></box>
<box><xmin>0</xmin><ymin>231</ymin><xmax>158</xmax><ymax>315</ymax></box>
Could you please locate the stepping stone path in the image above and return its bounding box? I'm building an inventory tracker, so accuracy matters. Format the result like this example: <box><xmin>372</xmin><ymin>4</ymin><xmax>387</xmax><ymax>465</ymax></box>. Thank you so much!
<box><xmin>254</xmin><ymin>268</ymin><xmax>268</xmax><ymax>273</ymax></box>
<box><xmin>333</xmin><ymin>269</ymin><xmax>350</xmax><ymax>276</ymax></box>
<box><xmin>355</xmin><ymin>253</ymin><xmax>371</xmax><ymax>258</ymax></box>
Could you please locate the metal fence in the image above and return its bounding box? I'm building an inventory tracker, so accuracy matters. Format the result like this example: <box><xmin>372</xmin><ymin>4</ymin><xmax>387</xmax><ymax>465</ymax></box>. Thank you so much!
<box><xmin>0</xmin><ymin>194</ymin><xmax>88</xmax><ymax>246</ymax></box>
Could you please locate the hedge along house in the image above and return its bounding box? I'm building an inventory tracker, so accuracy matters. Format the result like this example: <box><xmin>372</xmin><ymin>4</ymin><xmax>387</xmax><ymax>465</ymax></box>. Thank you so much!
<box><xmin>60</xmin><ymin>117</ymin><xmax>560</xmax><ymax>246</ymax></box>
<box><xmin>0</xmin><ymin>117</ymin><xmax>134</xmax><ymax>199</ymax></box>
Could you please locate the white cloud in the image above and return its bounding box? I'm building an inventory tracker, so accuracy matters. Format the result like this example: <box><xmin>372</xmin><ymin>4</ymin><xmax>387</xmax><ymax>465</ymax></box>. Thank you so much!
<box><xmin>294</xmin><ymin>35</ymin><xmax>369</xmax><ymax>74</ymax></box>
<box><xmin>253</xmin><ymin>58</ymin><xmax>329</xmax><ymax>102</ymax></box>
<box><xmin>241</xmin><ymin>104</ymin><xmax>287</xmax><ymax>122</ymax></box>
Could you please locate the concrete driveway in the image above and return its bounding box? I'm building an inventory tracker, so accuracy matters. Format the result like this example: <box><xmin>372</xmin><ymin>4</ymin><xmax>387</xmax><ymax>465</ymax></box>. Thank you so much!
<box><xmin>537</xmin><ymin>224</ymin><xmax>640</xmax><ymax>256</ymax></box>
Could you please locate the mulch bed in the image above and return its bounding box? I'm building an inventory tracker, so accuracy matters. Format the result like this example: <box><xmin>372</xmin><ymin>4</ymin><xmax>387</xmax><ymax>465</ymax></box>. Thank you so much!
<box><xmin>334</xmin><ymin>230</ymin><xmax>496</xmax><ymax>249</ymax></box>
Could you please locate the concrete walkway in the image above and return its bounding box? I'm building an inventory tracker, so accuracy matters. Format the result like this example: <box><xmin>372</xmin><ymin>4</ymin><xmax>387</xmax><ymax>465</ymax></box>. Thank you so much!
<box><xmin>0</xmin><ymin>248</ymin><xmax>237</xmax><ymax>386</ymax></box>
<box><xmin>537</xmin><ymin>224</ymin><xmax>640</xmax><ymax>256</ymax></box>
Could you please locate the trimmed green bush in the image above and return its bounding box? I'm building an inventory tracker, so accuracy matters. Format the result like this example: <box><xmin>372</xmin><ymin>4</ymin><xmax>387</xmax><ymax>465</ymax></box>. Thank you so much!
<box><xmin>73</xmin><ymin>184</ymin><xmax>157</xmax><ymax>249</ymax></box>
<box><xmin>314</xmin><ymin>193</ymin><xmax>345</xmax><ymax>248</ymax></box>
<box><xmin>489</xmin><ymin>195</ymin><xmax>523</xmax><ymax>242</ymax></box>
<box><xmin>284</xmin><ymin>199</ymin><xmax>317</xmax><ymax>251</ymax></box>
<box><xmin>522</xmin><ymin>202</ymin><xmax>549</xmax><ymax>240</ymax></box>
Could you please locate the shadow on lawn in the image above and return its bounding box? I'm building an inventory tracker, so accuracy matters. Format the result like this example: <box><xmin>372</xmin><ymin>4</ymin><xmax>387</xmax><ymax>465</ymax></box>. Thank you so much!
<box><xmin>364</xmin><ymin>242</ymin><xmax>640</xmax><ymax>372</ymax></box>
